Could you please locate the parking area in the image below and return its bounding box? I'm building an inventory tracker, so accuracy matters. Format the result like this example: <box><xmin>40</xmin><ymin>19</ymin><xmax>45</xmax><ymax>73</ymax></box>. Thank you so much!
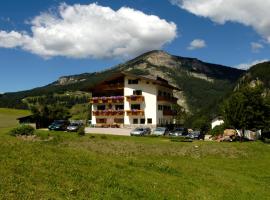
<box><xmin>85</xmin><ymin>127</ymin><xmax>132</xmax><ymax>136</ymax></box>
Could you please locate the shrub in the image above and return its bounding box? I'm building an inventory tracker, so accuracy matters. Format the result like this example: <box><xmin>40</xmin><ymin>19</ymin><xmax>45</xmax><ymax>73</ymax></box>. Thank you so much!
<box><xmin>210</xmin><ymin>124</ymin><xmax>225</xmax><ymax>136</ymax></box>
<box><xmin>77</xmin><ymin>126</ymin><xmax>85</xmax><ymax>136</ymax></box>
<box><xmin>10</xmin><ymin>125</ymin><xmax>35</xmax><ymax>136</ymax></box>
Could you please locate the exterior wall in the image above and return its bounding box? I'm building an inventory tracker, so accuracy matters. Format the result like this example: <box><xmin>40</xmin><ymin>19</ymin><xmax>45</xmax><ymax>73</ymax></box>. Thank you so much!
<box><xmin>211</xmin><ymin>119</ymin><xmax>224</xmax><ymax>129</ymax></box>
<box><xmin>124</xmin><ymin>76</ymin><xmax>157</xmax><ymax>128</ymax></box>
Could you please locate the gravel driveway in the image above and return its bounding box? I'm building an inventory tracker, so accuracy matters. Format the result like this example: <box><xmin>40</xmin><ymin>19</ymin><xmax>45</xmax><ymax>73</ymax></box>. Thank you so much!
<box><xmin>85</xmin><ymin>128</ymin><xmax>132</xmax><ymax>136</ymax></box>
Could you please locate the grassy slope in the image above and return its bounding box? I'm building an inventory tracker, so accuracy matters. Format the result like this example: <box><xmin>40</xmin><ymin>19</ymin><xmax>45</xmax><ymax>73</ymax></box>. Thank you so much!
<box><xmin>0</xmin><ymin>109</ymin><xmax>269</xmax><ymax>199</ymax></box>
<box><xmin>0</xmin><ymin>108</ymin><xmax>30</xmax><ymax>129</ymax></box>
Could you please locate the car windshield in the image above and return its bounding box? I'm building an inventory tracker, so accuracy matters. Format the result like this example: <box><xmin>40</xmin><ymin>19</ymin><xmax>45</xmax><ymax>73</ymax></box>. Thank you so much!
<box><xmin>155</xmin><ymin>127</ymin><xmax>165</xmax><ymax>131</ymax></box>
<box><xmin>134</xmin><ymin>128</ymin><xmax>143</xmax><ymax>131</ymax></box>
<box><xmin>174</xmin><ymin>128</ymin><xmax>185</xmax><ymax>131</ymax></box>
<box><xmin>70</xmin><ymin>123</ymin><xmax>79</xmax><ymax>126</ymax></box>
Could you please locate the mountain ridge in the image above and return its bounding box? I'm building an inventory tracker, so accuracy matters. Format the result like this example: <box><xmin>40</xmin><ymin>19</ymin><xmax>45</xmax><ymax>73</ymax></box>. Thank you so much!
<box><xmin>0</xmin><ymin>50</ymin><xmax>245</xmax><ymax>120</ymax></box>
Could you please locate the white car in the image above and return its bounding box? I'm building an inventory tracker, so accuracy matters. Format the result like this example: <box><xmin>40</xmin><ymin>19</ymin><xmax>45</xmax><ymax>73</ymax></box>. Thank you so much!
<box><xmin>152</xmin><ymin>127</ymin><xmax>168</xmax><ymax>136</ymax></box>
<box><xmin>130</xmin><ymin>128</ymin><xmax>151</xmax><ymax>136</ymax></box>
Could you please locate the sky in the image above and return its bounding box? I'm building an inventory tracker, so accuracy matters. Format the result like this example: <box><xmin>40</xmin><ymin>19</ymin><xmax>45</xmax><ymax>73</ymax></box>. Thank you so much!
<box><xmin>0</xmin><ymin>0</ymin><xmax>269</xmax><ymax>93</ymax></box>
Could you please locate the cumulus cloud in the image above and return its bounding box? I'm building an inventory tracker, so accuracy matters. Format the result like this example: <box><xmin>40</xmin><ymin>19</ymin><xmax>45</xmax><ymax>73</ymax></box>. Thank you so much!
<box><xmin>0</xmin><ymin>3</ymin><xmax>177</xmax><ymax>59</ymax></box>
<box><xmin>187</xmin><ymin>39</ymin><xmax>206</xmax><ymax>50</ymax></box>
<box><xmin>251</xmin><ymin>42</ymin><xmax>264</xmax><ymax>53</ymax></box>
<box><xmin>235</xmin><ymin>59</ymin><xmax>268</xmax><ymax>70</ymax></box>
<box><xmin>170</xmin><ymin>0</ymin><xmax>270</xmax><ymax>43</ymax></box>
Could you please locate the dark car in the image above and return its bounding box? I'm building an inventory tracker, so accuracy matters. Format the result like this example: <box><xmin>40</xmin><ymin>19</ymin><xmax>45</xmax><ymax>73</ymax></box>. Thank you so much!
<box><xmin>66</xmin><ymin>122</ymin><xmax>83</xmax><ymax>132</ymax></box>
<box><xmin>48</xmin><ymin>120</ymin><xmax>69</xmax><ymax>131</ymax></box>
<box><xmin>169</xmin><ymin>127</ymin><xmax>188</xmax><ymax>137</ymax></box>
<box><xmin>130</xmin><ymin>127</ymin><xmax>151</xmax><ymax>136</ymax></box>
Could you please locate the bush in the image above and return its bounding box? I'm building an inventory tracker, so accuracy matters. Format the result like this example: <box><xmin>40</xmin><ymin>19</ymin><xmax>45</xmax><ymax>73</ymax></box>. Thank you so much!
<box><xmin>210</xmin><ymin>124</ymin><xmax>225</xmax><ymax>136</ymax></box>
<box><xmin>10</xmin><ymin>125</ymin><xmax>35</xmax><ymax>136</ymax></box>
<box><xmin>77</xmin><ymin>126</ymin><xmax>85</xmax><ymax>136</ymax></box>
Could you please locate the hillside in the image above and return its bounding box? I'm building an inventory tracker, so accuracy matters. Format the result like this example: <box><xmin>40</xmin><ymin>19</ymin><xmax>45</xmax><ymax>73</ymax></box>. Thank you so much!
<box><xmin>237</xmin><ymin>61</ymin><xmax>270</xmax><ymax>92</ymax></box>
<box><xmin>0</xmin><ymin>50</ymin><xmax>244</xmax><ymax>119</ymax></box>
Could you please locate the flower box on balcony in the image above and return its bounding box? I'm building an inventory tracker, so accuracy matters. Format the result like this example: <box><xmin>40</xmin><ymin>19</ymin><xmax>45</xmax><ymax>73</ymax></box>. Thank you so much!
<box><xmin>126</xmin><ymin>110</ymin><xmax>144</xmax><ymax>116</ymax></box>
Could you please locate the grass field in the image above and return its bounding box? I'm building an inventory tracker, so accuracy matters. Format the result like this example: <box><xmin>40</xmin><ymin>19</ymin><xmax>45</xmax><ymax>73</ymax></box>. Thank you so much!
<box><xmin>0</xmin><ymin>109</ymin><xmax>270</xmax><ymax>199</ymax></box>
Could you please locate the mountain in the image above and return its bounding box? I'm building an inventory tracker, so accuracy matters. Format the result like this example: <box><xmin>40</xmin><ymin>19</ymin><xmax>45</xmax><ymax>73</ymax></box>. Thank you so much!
<box><xmin>0</xmin><ymin>50</ymin><xmax>244</xmax><ymax>120</ymax></box>
<box><xmin>237</xmin><ymin>61</ymin><xmax>270</xmax><ymax>92</ymax></box>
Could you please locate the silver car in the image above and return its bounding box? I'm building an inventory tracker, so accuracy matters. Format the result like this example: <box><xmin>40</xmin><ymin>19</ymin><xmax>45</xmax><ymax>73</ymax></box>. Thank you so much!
<box><xmin>66</xmin><ymin>122</ymin><xmax>82</xmax><ymax>132</ymax></box>
<box><xmin>130</xmin><ymin>127</ymin><xmax>151</xmax><ymax>136</ymax></box>
<box><xmin>152</xmin><ymin>127</ymin><xmax>168</xmax><ymax>136</ymax></box>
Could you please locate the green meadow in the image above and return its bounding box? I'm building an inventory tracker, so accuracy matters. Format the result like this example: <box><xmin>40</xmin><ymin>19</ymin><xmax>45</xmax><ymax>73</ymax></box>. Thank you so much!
<box><xmin>0</xmin><ymin>108</ymin><xmax>269</xmax><ymax>199</ymax></box>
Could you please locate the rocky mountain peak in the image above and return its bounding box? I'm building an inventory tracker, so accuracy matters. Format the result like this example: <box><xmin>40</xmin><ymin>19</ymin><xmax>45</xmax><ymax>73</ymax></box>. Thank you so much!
<box><xmin>144</xmin><ymin>50</ymin><xmax>179</xmax><ymax>68</ymax></box>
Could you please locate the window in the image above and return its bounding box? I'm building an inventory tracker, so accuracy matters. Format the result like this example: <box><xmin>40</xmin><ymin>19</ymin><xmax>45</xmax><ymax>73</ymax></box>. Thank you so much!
<box><xmin>131</xmin><ymin>104</ymin><xmax>141</xmax><ymax>110</ymax></box>
<box><xmin>158</xmin><ymin>105</ymin><xmax>163</xmax><ymax>111</ymax></box>
<box><xmin>114</xmin><ymin>118</ymin><xmax>124</xmax><ymax>124</ymax></box>
<box><xmin>133</xmin><ymin>90</ymin><xmax>142</xmax><ymax>95</ymax></box>
<box><xmin>158</xmin><ymin>90</ymin><xmax>162</xmax><ymax>96</ymax></box>
<box><xmin>97</xmin><ymin>118</ymin><xmax>106</xmax><ymax>123</ymax></box>
<box><xmin>140</xmin><ymin>118</ymin><xmax>145</xmax><ymax>124</ymax></box>
<box><xmin>128</xmin><ymin>79</ymin><xmax>139</xmax><ymax>84</ymax></box>
<box><xmin>115</xmin><ymin>105</ymin><xmax>124</xmax><ymax>110</ymax></box>
<box><xmin>133</xmin><ymin>118</ymin><xmax>138</xmax><ymax>124</ymax></box>
<box><xmin>147</xmin><ymin>118</ymin><xmax>152</xmax><ymax>124</ymax></box>
<box><xmin>97</xmin><ymin>105</ymin><xmax>106</xmax><ymax>110</ymax></box>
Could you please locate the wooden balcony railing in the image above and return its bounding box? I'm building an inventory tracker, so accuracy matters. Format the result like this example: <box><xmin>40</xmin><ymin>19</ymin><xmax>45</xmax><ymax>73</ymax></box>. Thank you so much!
<box><xmin>163</xmin><ymin>110</ymin><xmax>175</xmax><ymax>116</ymax></box>
<box><xmin>92</xmin><ymin>110</ymin><xmax>125</xmax><ymax>116</ymax></box>
<box><xmin>126</xmin><ymin>110</ymin><xmax>145</xmax><ymax>116</ymax></box>
<box><xmin>90</xmin><ymin>96</ymin><xmax>124</xmax><ymax>104</ymax></box>
<box><xmin>101</xmin><ymin>83</ymin><xmax>124</xmax><ymax>90</ymax></box>
<box><xmin>126</xmin><ymin>95</ymin><xmax>144</xmax><ymax>102</ymax></box>
<box><xmin>157</xmin><ymin>96</ymin><xmax>177</xmax><ymax>103</ymax></box>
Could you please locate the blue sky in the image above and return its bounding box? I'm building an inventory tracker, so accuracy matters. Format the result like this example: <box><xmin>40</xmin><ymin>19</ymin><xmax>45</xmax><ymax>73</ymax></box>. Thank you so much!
<box><xmin>0</xmin><ymin>0</ymin><xmax>269</xmax><ymax>93</ymax></box>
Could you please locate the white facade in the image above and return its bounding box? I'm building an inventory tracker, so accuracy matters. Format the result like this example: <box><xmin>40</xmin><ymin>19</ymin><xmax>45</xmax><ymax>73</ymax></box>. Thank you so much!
<box><xmin>91</xmin><ymin>74</ymin><xmax>177</xmax><ymax>128</ymax></box>
<box><xmin>211</xmin><ymin>117</ymin><xmax>224</xmax><ymax>129</ymax></box>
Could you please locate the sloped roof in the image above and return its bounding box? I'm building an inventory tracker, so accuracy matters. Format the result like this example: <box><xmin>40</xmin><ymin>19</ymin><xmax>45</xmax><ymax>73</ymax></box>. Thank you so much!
<box><xmin>89</xmin><ymin>72</ymin><xmax>180</xmax><ymax>91</ymax></box>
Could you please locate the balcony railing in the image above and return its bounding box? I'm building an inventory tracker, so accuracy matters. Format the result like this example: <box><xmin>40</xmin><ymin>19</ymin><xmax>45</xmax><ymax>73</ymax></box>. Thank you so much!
<box><xmin>126</xmin><ymin>110</ymin><xmax>145</xmax><ymax>116</ymax></box>
<box><xmin>92</xmin><ymin>110</ymin><xmax>125</xmax><ymax>116</ymax></box>
<box><xmin>157</xmin><ymin>96</ymin><xmax>177</xmax><ymax>103</ymax></box>
<box><xmin>101</xmin><ymin>83</ymin><xmax>124</xmax><ymax>90</ymax></box>
<box><xmin>126</xmin><ymin>95</ymin><xmax>144</xmax><ymax>102</ymax></box>
<box><xmin>163</xmin><ymin>110</ymin><xmax>175</xmax><ymax>116</ymax></box>
<box><xmin>90</xmin><ymin>96</ymin><xmax>124</xmax><ymax>104</ymax></box>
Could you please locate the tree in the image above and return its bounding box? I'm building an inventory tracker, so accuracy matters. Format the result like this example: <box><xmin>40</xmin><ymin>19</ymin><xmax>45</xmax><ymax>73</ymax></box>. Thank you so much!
<box><xmin>222</xmin><ymin>85</ymin><xmax>270</xmax><ymax>134</ymax></box>
<box><xmin>30</xmin><ymin>103</ymin><xmax>70</xmax><ymax>128</ymax></box>
<box><xmin>172</xmin><ymin>104</ymin><xmax>187</xmax><ymax>125</ymax></box>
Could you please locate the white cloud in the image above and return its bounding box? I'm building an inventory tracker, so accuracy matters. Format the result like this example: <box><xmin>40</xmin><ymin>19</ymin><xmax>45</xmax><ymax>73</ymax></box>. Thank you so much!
<box><xmin>188</xmin><ymin>39</ymin><xmax>206</xmax><ymax>50</ymax></box>
<box><xmin>251</xmin><ymin>42</ymin><xmax>264</xmax><ymax>53</ymax></box>
<box><xmin>235</xmin><ymin>59</ymin><xmax>268</xmax><ymax>70</ymax></box>
<box><xmin>0</xmin><ymin>3</ymin><xmax>177</xmax><ymax>59</ymax></box>
<box><xmin>170</xmin><ymin>0</ymin><xmax>270</xmax><ymax>43</ymax></box>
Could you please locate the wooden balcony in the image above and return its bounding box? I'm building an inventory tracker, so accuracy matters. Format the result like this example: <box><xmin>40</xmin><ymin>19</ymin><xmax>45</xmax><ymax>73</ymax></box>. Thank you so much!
<box><xmin>92</xmin><ymin>110</ymin><xmax>125</xmax><ymax>116</ymax></box>
<box><xmin>126</xmin><ymin>110</ymin><xmax>145</xmax><ymax>116</ymax></box>
<box><xmin>101</xmin><ymin>83</ymin><xmax>124</xmax><ymax>91</ymax></box>
<box><xmin>157</xmin><ymin>96</ymin><xmax>177</xmax><ymax>103</ymax></box>
<box><xmin>90</xmin><ymin>96</ymin><xmax>124</xmax><ymax>104</ymax></box>
<box><xmin>163</xmin><ymin>110</ymin><xmax>175</xmax><ymax>116</ymax></box>
<box><xmin>126</xmin><ymin>95</ymin><xmax>144</xmax><ymax>102</ymax></box>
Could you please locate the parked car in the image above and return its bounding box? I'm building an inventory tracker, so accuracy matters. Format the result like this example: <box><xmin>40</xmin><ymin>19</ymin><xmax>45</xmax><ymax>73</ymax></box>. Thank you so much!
<box><xmin>48</xmin><ymin>120</ymin><xmax>69</xmax><ymax>131</ymax></box>
<box><xmin>130</xmin><ymin>127</ymin><xmax>151</xmax><ymax>136</ymax></box>
<box><xmin>152</xmin><ymin>127</ymin><xmax>169</xmax><ymax>136</ymax></box>
<box><xmin>187</xmin><ymin>130</ymin><xmax>201</xmax><ymax>140</ymax></box>
<box><xmin>169</xmin><ymin>127</ymin><xmax>188</xmax><ymax>137</ymax></box>
<box><xmin>66</xmin><ymin>122</ymin><xmax>83</xmax><ymax>132</ymax></box>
